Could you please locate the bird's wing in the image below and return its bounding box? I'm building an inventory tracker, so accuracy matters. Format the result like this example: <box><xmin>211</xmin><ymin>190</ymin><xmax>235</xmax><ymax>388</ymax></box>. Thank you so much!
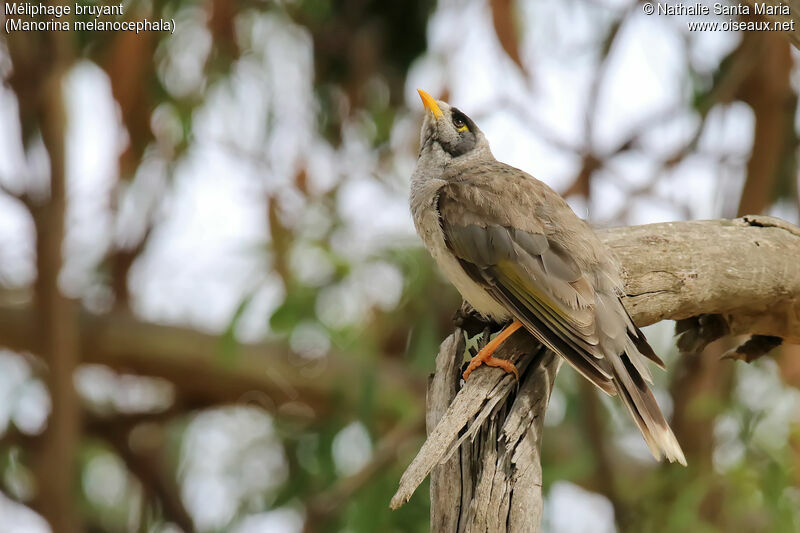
<box><xmin>437</xmin><ymin>180</ymin><xmax>617</xmax><ymax>395</ymax></box>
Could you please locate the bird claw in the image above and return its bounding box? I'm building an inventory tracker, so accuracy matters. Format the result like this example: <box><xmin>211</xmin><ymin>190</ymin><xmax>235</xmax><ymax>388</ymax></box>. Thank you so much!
<box><xmin>461</xmin><ymin>320</ymin><xmax>523</xmax><ymax>382</ymax></box>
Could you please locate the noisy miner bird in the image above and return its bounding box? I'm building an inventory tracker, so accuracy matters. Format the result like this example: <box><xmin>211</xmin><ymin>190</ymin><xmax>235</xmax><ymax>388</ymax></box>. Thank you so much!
<box><xmin>410</xmin><ymin>90</ymin><xmax>686</xmax><ymax>465</ymax></box>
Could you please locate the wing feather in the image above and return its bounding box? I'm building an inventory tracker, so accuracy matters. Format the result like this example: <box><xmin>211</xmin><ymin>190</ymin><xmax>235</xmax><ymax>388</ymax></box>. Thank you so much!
<box><xmin>440</xmin><ymin>197</ymin><xmax>614</xmax><ymax>393</ymax></box>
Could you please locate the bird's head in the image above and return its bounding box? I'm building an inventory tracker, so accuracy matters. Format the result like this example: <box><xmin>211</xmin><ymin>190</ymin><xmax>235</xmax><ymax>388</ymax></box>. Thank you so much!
<box><xmin>417</xmin><ymin>89</ymin><xmax>491</xmax><ymax>163</ymax></box>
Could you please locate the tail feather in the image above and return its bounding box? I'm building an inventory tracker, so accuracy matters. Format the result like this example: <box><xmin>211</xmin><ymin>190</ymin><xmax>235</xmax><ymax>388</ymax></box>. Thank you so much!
<box><xmin>611</xmin><ymin>353</ymin><xmax>686</xmax><ymax>465</ymax></box>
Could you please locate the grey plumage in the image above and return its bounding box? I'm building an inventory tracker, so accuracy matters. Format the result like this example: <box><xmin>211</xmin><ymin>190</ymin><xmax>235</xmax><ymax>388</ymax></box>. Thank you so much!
<box><xmin>410</xmin><ymin>91</ymin><xmax>686</xmax><ymax>465</ymax></box>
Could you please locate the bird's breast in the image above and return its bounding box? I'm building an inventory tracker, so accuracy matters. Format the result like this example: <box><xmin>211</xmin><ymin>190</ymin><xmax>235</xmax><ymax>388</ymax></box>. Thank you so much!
<box><xmin>411</xmin><ymin>192</ymin><xmax>510</xmax><ymax>322</ymax></box>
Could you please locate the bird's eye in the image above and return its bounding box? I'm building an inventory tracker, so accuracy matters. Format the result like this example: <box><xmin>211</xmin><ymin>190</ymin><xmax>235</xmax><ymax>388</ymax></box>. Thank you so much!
<box><xmin>453</xmin><ymin>117</ymin><xmax>468</xmax><ymax>132</ymax></box>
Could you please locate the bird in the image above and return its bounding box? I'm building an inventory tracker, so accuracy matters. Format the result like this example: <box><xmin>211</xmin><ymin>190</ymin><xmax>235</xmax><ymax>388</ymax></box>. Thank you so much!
<box><xmin>409</xmin><ymin>89</ymin><xmax>686</xmax><ymax>465</ymax></box>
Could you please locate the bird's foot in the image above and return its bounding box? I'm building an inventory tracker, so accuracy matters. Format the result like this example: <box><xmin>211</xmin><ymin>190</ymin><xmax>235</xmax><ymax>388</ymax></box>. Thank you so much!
<box><xmin>462</xmin><ymin>320</ymin><xmax>523</xmax><ymax>381</ymax></box>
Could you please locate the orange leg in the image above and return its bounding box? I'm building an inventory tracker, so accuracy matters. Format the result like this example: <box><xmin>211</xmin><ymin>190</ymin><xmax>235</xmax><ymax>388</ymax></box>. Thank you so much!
<box><xmin>462</xmin><ymin>320</ymin><xmax>523</xmax><ymax>381</ymax></box>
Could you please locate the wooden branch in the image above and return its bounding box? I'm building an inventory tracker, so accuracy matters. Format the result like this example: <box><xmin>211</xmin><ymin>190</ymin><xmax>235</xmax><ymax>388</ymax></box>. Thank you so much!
<box><xmin>601</xmin><ymin>216</ymin><xmax>800</xmax><ymax>343</ymax></box>
<box><xmin>391</xmin><ymin>215</ymin><xmax>800</xmax><ymax>530</ymax></box>
<box><xmin>0</xmin><ymin>306</ymin><xmax>423</xmax><ymax>421</ymax></box>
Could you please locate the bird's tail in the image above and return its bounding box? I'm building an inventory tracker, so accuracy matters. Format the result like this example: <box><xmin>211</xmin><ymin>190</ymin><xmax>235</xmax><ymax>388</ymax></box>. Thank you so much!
<box><xmin>610</xmin><ymin>352</ymin><xmax>687</xmax><ymax>466</ymax></box>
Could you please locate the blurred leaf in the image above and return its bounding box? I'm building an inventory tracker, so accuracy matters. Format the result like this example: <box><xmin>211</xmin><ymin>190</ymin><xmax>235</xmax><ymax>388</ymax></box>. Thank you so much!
<box><xmin>269</xmin><ymin>284</ymin><xmax>318</xmax><ymax>333</ymax></box>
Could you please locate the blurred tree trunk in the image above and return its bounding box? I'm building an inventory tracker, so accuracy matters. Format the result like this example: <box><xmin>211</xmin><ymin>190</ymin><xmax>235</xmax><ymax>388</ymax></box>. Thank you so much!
<box><xmin>31</xmin><ymin>61</ymin><xmax>82</xmax><ymax>533</ymax></box>
<box><xmin>777</xmin><ymin>343</ymin><xmax>800</xmax><ymax>488</ymax></box>
<box><xmin>5</xmin><ymin>23</ymin><xmax>82</xmax><ymax>531</ymax></box>
<box><xmin>736</xmin><ymin>27</ymin><xmax>795</xmax><ymax>218</ymax></box>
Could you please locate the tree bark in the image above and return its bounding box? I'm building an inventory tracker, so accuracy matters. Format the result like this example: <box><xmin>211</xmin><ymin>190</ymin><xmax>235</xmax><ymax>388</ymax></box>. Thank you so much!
<box><xmin>391</xmin><ymin>215</ymin><xmax>800</xmax><ymax>531</ymax></box>
<box><xmin>602</xmin><ymin>216</ymin><xmax>800</xmax><ymax>343</ymax></box>
<box><xmin>413</xmin><ymin>331</ymin><xmax>559</xmax><ymax>532</ymax></box>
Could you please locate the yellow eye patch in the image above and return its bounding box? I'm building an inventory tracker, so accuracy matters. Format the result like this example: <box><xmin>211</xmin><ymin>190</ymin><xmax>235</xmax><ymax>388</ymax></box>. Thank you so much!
<box><xmin>452</xmin><ymin>111</ymin><xmax>470</xmax><ymax>132</ymax></box>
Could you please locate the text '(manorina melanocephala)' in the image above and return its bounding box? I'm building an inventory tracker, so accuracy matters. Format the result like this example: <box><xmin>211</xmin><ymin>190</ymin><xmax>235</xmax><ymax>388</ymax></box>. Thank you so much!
<box><xmin>409</xmin><ymin>90</ymin><xmax>686</xmax><ymax>465</ymax></box>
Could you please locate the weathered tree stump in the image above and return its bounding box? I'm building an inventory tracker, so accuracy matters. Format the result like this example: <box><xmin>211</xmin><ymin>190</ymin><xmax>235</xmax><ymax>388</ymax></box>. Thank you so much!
<box><xmin>392</xmin><ymin>329</ymin><xmax>558</xmax><ymax>531</ymax></box>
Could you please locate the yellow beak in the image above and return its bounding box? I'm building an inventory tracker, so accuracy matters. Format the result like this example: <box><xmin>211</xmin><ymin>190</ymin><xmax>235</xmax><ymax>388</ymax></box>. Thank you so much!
<box><xmin>417</xmin><ymin>89</ymin><xmax>443</xmax><ymax>119</ymax></box>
